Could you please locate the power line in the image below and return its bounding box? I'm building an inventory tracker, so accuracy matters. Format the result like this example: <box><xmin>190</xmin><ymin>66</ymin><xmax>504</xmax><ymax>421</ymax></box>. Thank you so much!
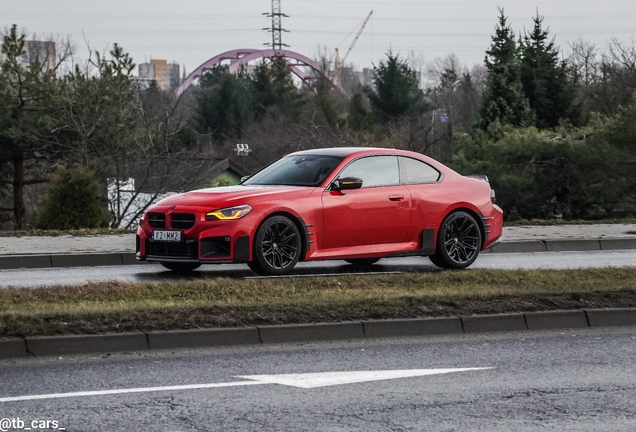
<box><xmin>42</xmin><ymin>27</ymin><xmax>634</xmax><ymax>38</ymax></box>
<box><xmin>5</xmin><ymin>12</ymin><xmax>636</xmax><ymax>22</ymax></box>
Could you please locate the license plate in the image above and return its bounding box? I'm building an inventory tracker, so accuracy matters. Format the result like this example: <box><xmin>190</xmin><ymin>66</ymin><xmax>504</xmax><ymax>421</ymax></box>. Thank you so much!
<box><xmin>152</xmin><ymin>230</ymin><xmax>182</xmax><ymax>242</ymax></box>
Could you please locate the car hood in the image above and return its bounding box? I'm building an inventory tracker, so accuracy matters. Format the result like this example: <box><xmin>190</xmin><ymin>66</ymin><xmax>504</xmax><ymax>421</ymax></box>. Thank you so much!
<box><xmin>151</xmin><ymin>185</ymin><xmax>315</xmax><ymax>209</ymax></box>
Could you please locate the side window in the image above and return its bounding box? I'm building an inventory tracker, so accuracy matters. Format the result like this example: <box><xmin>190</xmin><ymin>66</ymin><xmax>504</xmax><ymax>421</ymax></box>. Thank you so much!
<box><xmin>337</xmin><ymin>156</ymin><xmax>399</xmax><ymax>188</ymax></box>
<box><xmin>399</xmin><ymin>156</ymin><xmax>441</xmax><ymax>184</ymax></box>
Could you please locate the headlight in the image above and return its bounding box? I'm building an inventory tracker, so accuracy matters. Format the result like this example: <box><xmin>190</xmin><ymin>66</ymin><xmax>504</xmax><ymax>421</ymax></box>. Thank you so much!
<box><xmin>205</xmin><ymin>205</ymin><xmax>252</xmax><ymax>221</ymax></box>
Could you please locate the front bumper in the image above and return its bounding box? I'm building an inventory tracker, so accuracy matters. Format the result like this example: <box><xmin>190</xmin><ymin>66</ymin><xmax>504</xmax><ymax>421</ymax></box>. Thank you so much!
<box><xmin>136</xmin><ymin>206</ymin><xmax>258</xmax><ymax>263</ymax></box>
<box><xmin>139</xmin><ymin>235</ymin><xmax>250</xmax><ymax>264</ymax></box>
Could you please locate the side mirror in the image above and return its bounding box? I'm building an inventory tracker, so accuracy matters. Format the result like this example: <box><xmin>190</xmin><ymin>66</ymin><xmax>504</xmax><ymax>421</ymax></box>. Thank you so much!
<box><xmin>332</xmin><ymin>177</ymin><xmax>363</xmax><ymax>191</ymax></box>
<box><xmin>240</xmin><ymin>176</ymin><xmax>250</xmax><ymax>183</ymax></box>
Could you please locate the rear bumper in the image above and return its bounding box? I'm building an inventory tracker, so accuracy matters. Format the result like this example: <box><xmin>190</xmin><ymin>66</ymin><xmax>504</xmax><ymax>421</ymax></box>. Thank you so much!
<box><xmin>480</xmin><ymin>203</ymin><xmax>503</xmax><ymax>250</ymax></box>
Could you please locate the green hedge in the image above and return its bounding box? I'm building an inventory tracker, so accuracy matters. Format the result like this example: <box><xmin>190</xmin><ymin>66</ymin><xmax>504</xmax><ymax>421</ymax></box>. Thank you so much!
<box><xmin>451</xmin><ymin>105</ymin><xmax>636</xmax><ymax>220</ymax></box>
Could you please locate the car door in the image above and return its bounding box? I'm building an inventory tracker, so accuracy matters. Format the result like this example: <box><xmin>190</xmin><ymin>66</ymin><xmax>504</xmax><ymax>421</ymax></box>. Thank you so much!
<box><xmin>321</xmin><ymin>155</ymin><xmax>412</xmax><ymax>249</ymax></box>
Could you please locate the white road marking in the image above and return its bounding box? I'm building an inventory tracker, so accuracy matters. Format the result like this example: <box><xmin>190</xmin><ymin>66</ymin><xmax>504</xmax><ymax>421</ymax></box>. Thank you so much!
<box><xmin>0</xmin><ymin>368</ymin><xmax>491</xmax><ymax>403</ymax></box>
<box><xmin>0</xmin><ymin>381</ymin><xmax>266</xmax><ymax>403</ymax></box>
<box><xmin>238</xmin><ymin>368</ymin><xmax>492</xmax><ymax>388</ymax></box>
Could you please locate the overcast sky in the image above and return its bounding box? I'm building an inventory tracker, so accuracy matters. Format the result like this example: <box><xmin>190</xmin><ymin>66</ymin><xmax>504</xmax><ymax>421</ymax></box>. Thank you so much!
<box><xmin>2</xmin><ymin>0</ymin><xmax>635</xmax><ymax>77</ymax></box>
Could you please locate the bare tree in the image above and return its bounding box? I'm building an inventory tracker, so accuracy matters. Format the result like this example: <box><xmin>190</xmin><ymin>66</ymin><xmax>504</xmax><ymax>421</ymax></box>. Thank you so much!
<box><xmin>425</xmin><ymin>54</ymin><xmax>482</xmax><ymax>132</ymax></box>
<box><xmin>387</xmin><ymin>114</ymin><xmax>450</xmax><ymax>161</ymax></box>
<box><xmin>598</xmin><ymin>38</ymin><xmax>636</xmax><ymax>115</ymax></box>
<box><xmin>568</xmin><ymin>38</ymin><xmax>600</xmax><ymax>120</ymax></box>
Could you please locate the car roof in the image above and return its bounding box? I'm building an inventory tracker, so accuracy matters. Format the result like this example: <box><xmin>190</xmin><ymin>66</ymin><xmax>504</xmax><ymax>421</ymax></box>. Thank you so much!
<box><xmin>289</xmin><ymin>147</ymin><xmax>416</xmax><ymax>158</ymax></box>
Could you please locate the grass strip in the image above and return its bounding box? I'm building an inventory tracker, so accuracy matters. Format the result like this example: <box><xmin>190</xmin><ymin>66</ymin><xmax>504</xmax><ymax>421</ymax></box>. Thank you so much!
<box><xmin>2</xmin><ymin>268</ymin><xmax>636</xmax><ymax>338</ymax></box>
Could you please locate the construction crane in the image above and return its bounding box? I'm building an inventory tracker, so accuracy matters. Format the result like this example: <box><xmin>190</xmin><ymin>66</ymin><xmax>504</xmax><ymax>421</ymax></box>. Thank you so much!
<box><xmin>334</xmin><ymin>10</ymin><xmax>373</xmax><ymax>85</ymax></box>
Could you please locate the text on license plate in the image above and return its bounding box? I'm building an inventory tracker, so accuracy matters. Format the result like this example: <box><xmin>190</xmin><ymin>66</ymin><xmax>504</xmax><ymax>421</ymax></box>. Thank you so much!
<box><xmin>152</xmin><ymin>230</ymin><xmax>182</xmax><ymax>242</ymax></box>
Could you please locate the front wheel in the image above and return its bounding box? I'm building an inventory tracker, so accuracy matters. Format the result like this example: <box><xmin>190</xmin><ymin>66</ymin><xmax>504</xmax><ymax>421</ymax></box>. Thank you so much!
<box><xmin>160</xmin><ymin>262</ymin><xmax>201</xmax><ymax>272</ymax></box>
<box><xmin>429</xmin><ymin>211</ymin><xmax>482</xmax><ymax>269</ymax></box>
<box><xmin>250</xmin><ymin>215</ymin><xmax>301</xmax><ymax>275</ymax></box>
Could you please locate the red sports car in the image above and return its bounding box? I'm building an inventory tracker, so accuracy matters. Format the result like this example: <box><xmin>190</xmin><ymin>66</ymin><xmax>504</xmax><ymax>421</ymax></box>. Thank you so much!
<box><xmin>137</xmin><ymin>148</ymin><xmax>503</xmax><ymax>274</ymax></box>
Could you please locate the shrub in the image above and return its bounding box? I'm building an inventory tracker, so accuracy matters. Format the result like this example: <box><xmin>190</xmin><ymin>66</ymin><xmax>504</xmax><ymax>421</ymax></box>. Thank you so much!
<box><xmin>451</xmin><ymin>119</ymin><xmax>634</xmax><ymax>220</ymax></box>
<box><xmin>36</xmin><ymin>167</ymin><xmax>108</xmax><ymax>230</ymax></box>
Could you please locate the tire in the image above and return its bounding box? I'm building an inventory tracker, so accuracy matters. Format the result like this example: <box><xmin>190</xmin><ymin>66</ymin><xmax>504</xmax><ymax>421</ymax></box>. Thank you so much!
<box><xmin>160</xmin><ymin>262</ymin><xmax>201</xmax><ymax>272</ymax></box>
<box><xmin>429</xmin><ymin>211</ymin><xmax>482</xmax><ymax>269</ymax></box>
<box><xmin>344</xmin><ymin>258</ymin><xmax>380</xmax><ymax>266</ymax></box>
<box><xmin>250</xmin><ymin>215</ymin><xmax>302</xmax><ymax>275</ymax></box>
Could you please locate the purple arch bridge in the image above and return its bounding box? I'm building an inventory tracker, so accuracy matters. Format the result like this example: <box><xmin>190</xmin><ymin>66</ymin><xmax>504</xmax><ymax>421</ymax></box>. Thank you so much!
<box><xmin>176</xmin><ymin>49</ymin><xmax>339</xmax><ymax>97</ymax></box>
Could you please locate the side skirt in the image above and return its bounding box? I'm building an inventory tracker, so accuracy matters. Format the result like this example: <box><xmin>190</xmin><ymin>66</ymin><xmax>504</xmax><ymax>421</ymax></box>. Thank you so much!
<box><xmin>388</xmin><ymin>228</ymin><xmax>436</xmax><ymax>258</ymax></box>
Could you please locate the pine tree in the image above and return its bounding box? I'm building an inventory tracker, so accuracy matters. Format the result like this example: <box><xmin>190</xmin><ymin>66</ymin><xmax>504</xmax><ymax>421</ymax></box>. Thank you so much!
<box><xmin>195</xmin><ymin>65</ymin><xmax>253</xmax><ymax>141</ymax></box>
<box><xmin>366</xmin><ymin>52</ymin><xmax>428</xmax><ymax>123</ymax></box>
<box><xmin>0</xmin><ymin>25</ymin><xmax>58</xmax><ymax>229</ymax></box>
<box><xmin>250</xmin><ymin>56</ymin><xmax>303</xmax><ymax>117</ymax></box>
<box><xmin>520</xmin><ymin>12</ymin><xmax>577</xmax><ymax>129</ymax></box>
<box><xmin>477</xmin><ymin>9</ymin><xmax>533</xmax><ymax>130</ymax></box>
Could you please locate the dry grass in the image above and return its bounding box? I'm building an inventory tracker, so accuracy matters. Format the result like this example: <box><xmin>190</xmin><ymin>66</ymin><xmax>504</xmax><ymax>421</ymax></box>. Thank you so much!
<box><xmin>2</xmin><ymin>268</ymin><xmax>636</xmax><ymax>337</ymax></box>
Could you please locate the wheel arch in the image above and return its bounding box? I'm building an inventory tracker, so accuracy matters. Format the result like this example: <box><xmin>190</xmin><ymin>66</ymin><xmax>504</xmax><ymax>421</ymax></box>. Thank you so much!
<box><xmin>440</xmin><ymin>207</ymin><xmax>487</xmax><ymax>251</ymax></box>
<box><xmin>255</xmin><ymin>211</ymin><xmax>309</xmax><ymax>262</ymax></box>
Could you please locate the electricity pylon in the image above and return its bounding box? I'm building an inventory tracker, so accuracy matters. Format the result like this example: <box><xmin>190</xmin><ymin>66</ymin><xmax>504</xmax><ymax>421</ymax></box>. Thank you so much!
<box><xmin>263</xmin><ymin>0</ymin><xmax>289</xmax><ymax>51</ymax></box>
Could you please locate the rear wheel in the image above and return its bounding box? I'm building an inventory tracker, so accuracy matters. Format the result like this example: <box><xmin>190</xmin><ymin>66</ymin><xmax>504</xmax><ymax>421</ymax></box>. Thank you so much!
<box><xmin>160</xmin><ymin>262</ymin><xmax>201</xmax><ymax>272</ymax></box>
<box><xmin>344</xmin><ymin>258</ymin><xmax>380</xmax><ymax>266</ymax></box>
<box><xmin>429</xmin><ymin>211</ymin><xmax>482</xmax><ymax>269</ymax></box>
<box><xmin>250</xmin><ymin>215</ymin><xmax>301</xmax><ymax>275</ymax></box>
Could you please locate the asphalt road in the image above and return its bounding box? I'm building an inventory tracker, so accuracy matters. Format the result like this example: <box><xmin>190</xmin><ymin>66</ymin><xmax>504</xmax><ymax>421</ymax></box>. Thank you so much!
<box><xmin>0</xmin><ymin>250</ymin><xmax>635</xmax><ymax>288</ymax></box>
<box><xmin>1</xmin><ymin>327</ymin><xmax>635</xmax><ymax>431</ymax></box>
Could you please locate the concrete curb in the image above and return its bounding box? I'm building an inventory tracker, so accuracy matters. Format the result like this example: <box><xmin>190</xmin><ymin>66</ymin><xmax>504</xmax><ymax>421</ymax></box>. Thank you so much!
<box><xmin>2</xmin><ymin>308</ymin><xmax>636</xmax><ymax>360</ymax></box>
<box><xmin>524</xmin><ymin>310</ymin><xmax>589</xmax><ymax>330</ymax></box>
<box><xmin>0</xmin><ymin>239</ymin><xmax>634</xmax><ymax>269</ymax></box>
<box><xmin>0</xmin><ymin>252</ymin><xmax>142</xmax><ymax>270</ymax></box>
<box><xmin>488</xmin><ymin>241</ymin><xmax>547</xmax><ymax>253</ymax></box>
<box><xmin>257</xmin><ymin>322</ymin><xmax>365</xmax><ymax>344</ymax></box>
<box><xmin>461</xmin><ymin>313</ymin><xmax>527</xmax><ymax>333</ymax></box>
<box><xmin>147</xmin><ymin>328</ymin><xmax>260</xmax><ymax>350</ymax></box>
<box><xmin>600</xmin><ymin>239</ymin><xmax>636</xmax><ymax>250</ymax></box>
<box><xmin>25</xmin><ymin>333</ymin><xmax>148</xmax><ymax>356</ymax></box>
<box><xmin>487</xmin><ymin>238</ymin><xmax>636</xmax><ymax>254</ymax></box>
<box><xmin>363</xmin><ymin>317</ymin><xmax>463</xmax><ymax>338</ymax></box>
<box><xmin>586</xmin><ymin>308</ymin><xmax>636</xmax><ymax>327</ymax></box>
<box><xmin>0</xmin><ymin>338</ymin><xmax>27</xmax><ymax>359</ymax></box>
<box><xmin>545</xmin><ymin>239</ymin><xmax>602</xmax><ymax>252</ymax></box>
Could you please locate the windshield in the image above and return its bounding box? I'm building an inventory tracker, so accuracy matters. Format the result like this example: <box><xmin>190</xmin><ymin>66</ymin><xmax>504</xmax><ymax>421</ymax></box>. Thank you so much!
<box><xmin>243</xmin><ymin>155</ymin><xmax>344</xmax><ymax>187</ymax></box>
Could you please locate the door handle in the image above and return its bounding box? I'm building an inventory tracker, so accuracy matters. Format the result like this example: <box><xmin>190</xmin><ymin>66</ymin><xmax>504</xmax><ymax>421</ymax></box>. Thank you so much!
<box><xmin>389</xmin><ymin>195</ymin><xmax>404</xmax><ymax>201</ymax></box>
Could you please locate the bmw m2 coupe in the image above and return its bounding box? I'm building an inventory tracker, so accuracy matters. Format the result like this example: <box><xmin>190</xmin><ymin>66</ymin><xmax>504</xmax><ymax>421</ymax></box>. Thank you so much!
<box><xmin>137</xmin><ymin>148</ymin><xmax>503</xmax><ymax>274</ymax></box>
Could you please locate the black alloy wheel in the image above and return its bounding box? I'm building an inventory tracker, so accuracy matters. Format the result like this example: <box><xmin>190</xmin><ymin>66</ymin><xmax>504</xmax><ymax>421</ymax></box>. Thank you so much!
<box><xmin>249</xmin><ymin>215</ymin><xmax>301</xmax><ymax>275</ymax></box>
<box><xmin>160</xmin><ymin>262</ymin><xmax>201</xmax><ymax>272</ymax></box>
<box><xmin>344</xmin><ymin>258</ymin><xmax>381</xmax><ymax>266</ymax></box>
<box><xmin>430</xmin><ymin>211</ymin><xmax>482</xmax><ymax>269</ymax></box>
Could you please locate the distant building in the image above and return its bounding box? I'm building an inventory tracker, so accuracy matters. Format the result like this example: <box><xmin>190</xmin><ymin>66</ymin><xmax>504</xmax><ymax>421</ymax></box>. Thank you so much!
<box><xmin>1</xmin><ymin>40</ymin><xmax>56</xmax><ymax>71</ymax></box>
<box><xmin>137</xmin><ymin>59</ymin><xmax>181</xmax><ymax>91</ymax></box>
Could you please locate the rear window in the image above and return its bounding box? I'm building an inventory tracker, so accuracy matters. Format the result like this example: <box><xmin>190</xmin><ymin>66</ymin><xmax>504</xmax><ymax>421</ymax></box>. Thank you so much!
<box><xmin>399</xmin><ymin>157</ymin><xmax>441</xmax><ymax>184</ymax></box>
